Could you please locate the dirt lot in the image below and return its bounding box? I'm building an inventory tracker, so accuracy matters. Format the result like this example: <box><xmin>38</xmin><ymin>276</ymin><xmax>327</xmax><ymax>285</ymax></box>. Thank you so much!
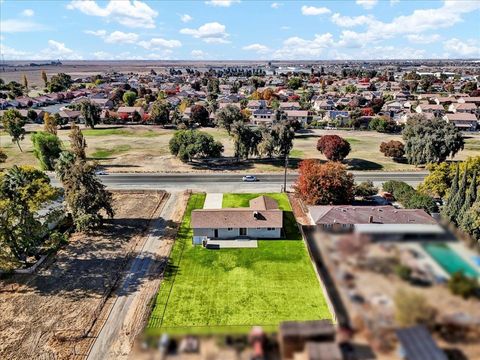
<box><xmin>3</xmin><ymin>124</ymin><xmax>480</xmax><ymax>173</ymax></box>
<box><xmin>0</xmin><ymin>190</ymin><xmax>166</xmax><ymax>360</ymax></box>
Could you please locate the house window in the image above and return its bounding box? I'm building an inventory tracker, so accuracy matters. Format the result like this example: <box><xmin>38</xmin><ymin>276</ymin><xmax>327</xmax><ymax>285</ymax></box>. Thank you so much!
<box><xmin>227</xmin><ymin>228</ymin><xmax>233</xmax><ymax>231</ymax></box>
<box><xmin>267</xmin><ymin>227</ymin><xmax>275</xmax><ymax>231</ymax></box>
<box><xmin>257</xmin><ymin>227</ymin><xmax>261</xmax><ymax>230</ymax></box>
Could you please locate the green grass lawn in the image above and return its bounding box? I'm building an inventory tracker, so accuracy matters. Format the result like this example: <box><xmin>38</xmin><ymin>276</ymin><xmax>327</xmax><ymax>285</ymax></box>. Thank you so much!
<box><xmin>147</xmin><ymin>193</ymin><xmax>331</xmax><ymax>335</ymax></box>
<box><xmin>90</xmin><ymin>144</ymin><xmax>132</xmax><ymax>159</ymax></box>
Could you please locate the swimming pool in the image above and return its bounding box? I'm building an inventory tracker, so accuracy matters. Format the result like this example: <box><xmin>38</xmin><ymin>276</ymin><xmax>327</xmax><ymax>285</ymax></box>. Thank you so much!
<box><xmin>422</xmin><ymin>242</ymin><xmax>479</xmax><ymax>278</ymax></box>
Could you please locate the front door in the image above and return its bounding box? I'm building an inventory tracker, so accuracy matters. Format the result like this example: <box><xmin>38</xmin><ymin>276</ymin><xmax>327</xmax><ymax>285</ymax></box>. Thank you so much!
<box><xmin>239</xmin><ymin>228</ymin><xmax>247</xmax><ymax>236</ymax></box>
<box><xmin>214</xmin><ymin>229</ymin><xmax>218</xmax><ymax>238</ymax></box>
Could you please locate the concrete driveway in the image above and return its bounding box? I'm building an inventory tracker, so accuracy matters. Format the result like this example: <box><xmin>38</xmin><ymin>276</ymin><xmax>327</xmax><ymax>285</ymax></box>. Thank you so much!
<box><xmin>204</xmin><ymin>193</ymin><xmax>223</xmax><ymax>209</ymax></box>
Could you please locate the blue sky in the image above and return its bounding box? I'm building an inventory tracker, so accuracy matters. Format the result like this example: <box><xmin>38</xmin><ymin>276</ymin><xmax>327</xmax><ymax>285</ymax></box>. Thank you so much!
<box><xmin>0</xmin><ymin>0</ymin><xmax>479</xmax><ymax>60</ymax></box>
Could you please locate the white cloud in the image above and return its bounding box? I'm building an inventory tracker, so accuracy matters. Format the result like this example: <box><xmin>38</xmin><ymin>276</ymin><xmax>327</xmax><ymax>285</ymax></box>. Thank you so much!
<box><xmin>139</xmin><ymin>38</ymin><xmax>182</xmax><ymax>49</ymax></box>
<box><xmin>180</xmin><ymin>22</ymin><xmax>229</xmax><ymax>43</ymax></box>
<box><xmin>93</xmin><ymin>51</ymin><xmax>111</xmax><ymax>60</ymax></box>
<box><xmin>273</xmin><ymin>33</ymin><xmax>335</xmax><ymax>59</ymax></box>
<box><xmin>0</xmin><ymin>19</ymin><xmax>47</xmax><ymax>32</ymax></box>
<box><xmin>406</xmin><ymin>34</ymin><xmax>441</xmax><ymax>44</ymax></box>
<box><xmin>301</xmin><ymin>5</ymin><xmax>331</xmax><ymax>16</ymax></box>
<box><xmin>21</xmin><ymin>9</ymin><xmax>35</xmax><ymax>17</ymax></box>
<box><xmin>40</xmin><ymin>40</ymin><xmax>83</xmax><ymax>60</ymax></box>
<box><xmin>191</xmin><ymin>49</ymin><xmax>207</xmax><ymax>59</ymax></box>
<box><xmin>271</xmin><ymin>2</ymin><xmax>280</xmax><ymax>9</ymax></box>
<box><xmin>180</xmin><ymin>14</ymin><xmax>193</xmax><ymax>23</ymax></box>
<box><xmin>444</xmin><ymin>38</ymin><xmax>480</xmax><ymax>57</ymax></box>
<box><xmin>0</xmin><ymin>44</ymin><xmax>30</xmax><ymax>58</ymax></box>
<box><xmin>205</xmin><ymin>0</ymin><xmax>240</xmax><ymax>7</ymax></box>
<box><xmin>67</xmin><ymin>0</ymin><xmax>158</xmax><ymax>28</ymax></box>
<box><xmin>331</xmin><ymin>13</ymin><xmax>375</xmax><ymax>27</ymax></box>
<box><xmin>356</xmin><ymin>0</ymin><xmax>378</xmax><ymax>10</ymax></box>
<box><xmin>85</xmin><ymin>29</ymin><xmax>139</xmax><ymax>44</ymax></box>
<box><xmin>243</xmin><ymin>43</ymin><xmax>269</xmax><ymax>54</ymax></box>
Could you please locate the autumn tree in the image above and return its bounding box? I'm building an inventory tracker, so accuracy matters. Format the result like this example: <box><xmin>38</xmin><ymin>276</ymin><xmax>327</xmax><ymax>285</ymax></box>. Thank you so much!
<box><xmin>69</xmin><ymin>122</ymin><xmax>87</xmax><ymax>159</ymax></box>
<box><xmin>294</xmin><ymin>160</ymin><xmax>355</xmax><ymax>205</ymax></box>
<box><xmin>402</xmin><ymin>114</ymin><xmax>464</xmax><ymax>165</ymax></box>
<box><xmin>1</xmin><ymin>109</ymin><xmax>26</xmax><ymax>151</ymax></box>
<box><xmin>316</xmin><ymin>135</ymin><xmax>351</xmax><ymax>162</ymax></box>
<box><xmin>43</xmin><ymin>112</ymin><xmax>58</xmax><ymax>135</ymax></box>
<box><xmin>380</xmin><ymin>140</ymin><xmax>405</xmax><ymax>161</ymax></box>
<box><xmin>190</xmin><ymin>104</ymin><xmax>210</xmax><ymax>127</ymax></box>
<box><xmin>31</xmin><ymin>131</ymin><xmax>62</xmax><ymax>171</ymax></box>
<box><xmin>0</xmin><ymin>148</ymin><xmax>7</xmax><ymax>163</ymax></box>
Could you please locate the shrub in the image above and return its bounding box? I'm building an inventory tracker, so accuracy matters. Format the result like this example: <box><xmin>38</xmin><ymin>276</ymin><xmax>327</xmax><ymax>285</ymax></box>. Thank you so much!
<box><xmin>355</xmin><ymin>181</ymin><xmax>378</xmax><ymax>198</ymax></box>
<box><xmin>448</xmin><ymin>272</ymin><xmax>479</xmax><ymax>299</ymax></box>
<box><xmin>395</xmin><ymin>264</ymin><xmax>412</xmax><ymax>281</ymax></box>
<box><xmin>380</xmin><ymin>140</ymin><xmax>405</xmax><ymax>160</ymax></box>
<box><xmin>169</xmin><ymin>129</ymin><xmax>223</xmax><ymax>162</ymax></box>
<box><xmin>394</xmin><ymin>289</ymin><xmax>437</xmax><ymax>327</ymax></box>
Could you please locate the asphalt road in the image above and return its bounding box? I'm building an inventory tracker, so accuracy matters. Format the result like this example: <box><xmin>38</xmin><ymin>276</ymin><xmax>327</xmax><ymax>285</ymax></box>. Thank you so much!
<box><xmin>49</xmin><ymin>171</ymin><xmax>428</xmax><ymax>192</ymax></box>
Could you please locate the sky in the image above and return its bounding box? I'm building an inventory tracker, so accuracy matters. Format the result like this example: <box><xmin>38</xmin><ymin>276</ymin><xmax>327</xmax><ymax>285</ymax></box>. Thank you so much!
<box><xmin>0</xmin><ymin>0</ymin><xmax>479</xmax><ymax>61</ymax></box>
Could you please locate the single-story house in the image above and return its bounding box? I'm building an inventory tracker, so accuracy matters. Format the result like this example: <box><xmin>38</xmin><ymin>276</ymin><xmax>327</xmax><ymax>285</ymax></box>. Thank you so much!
<box><xmin>117</xmin><ymin>106</ymin><xmax>144</xmax><ymax>120</ymax></box>
<box><xmin>279</xmin><ymin>101</ymin><xmax>301</xmax><ymax>110</ymax></box>
<box><xmin>308</xmin><ymin>205</ymin><xmax>443</xmax><ymax>240</ymax></box>
<box><xmin>191</xmin><ymin>195</ymin><xmax>283</xmax><ymax>242</ymax></box>
<box><xmin>444</xmin><ymin>113</ymin><xmax>478</xmax><ymax>131</ymax></box>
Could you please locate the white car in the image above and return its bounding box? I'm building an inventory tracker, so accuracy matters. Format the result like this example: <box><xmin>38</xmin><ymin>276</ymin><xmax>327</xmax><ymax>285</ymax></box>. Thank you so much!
<box><xmin>95</xmin><ymin>170</ymin><xmax>108</xmax><ymax>175</ymax></box>
<box><xmin>242</xmin><ymin>175</ymin><xmax>257</xmax><ymax>182</ymax></box>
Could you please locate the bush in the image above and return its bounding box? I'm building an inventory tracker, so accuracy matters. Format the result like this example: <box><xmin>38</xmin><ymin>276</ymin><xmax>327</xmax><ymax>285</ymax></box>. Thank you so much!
<box><xmin>355</xmin><ymin>181</ymin><xmax>378</xmax><ymax>198</ymax></box>
<box><xmin>382</xmin><ymin>180</ymin><xmax>438</xmax><ymax>214</ymax></box>
<box><xmin>394</xmin><ymin>289</ymin><xmax>437</xmax><ymax>327</ymax></box>
<box><xmin>448</xmin><ymin>272</ymin><xmax>479</xmax><ymax>299</ymax></box>
<box><xmin>395</xmin><ymin>264</ymin><xmax>412</xmax><ymax>281</ymax></box>
<box><xmin>380</xmin><ymin>140</ymin><xmax>405</xmax><ymax>160</ymax></box>
<box><xmin>31</xmin><ymin>131</ymin><xmax>62</xmax><ymax>170</ymax></box>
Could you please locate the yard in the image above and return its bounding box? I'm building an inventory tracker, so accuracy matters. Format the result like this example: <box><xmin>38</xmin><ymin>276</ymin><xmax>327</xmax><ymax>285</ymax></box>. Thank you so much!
<box><xmin>146</xmin><ymin>193</ymin><xmax>331</xmax><ymax>335</ymax></box>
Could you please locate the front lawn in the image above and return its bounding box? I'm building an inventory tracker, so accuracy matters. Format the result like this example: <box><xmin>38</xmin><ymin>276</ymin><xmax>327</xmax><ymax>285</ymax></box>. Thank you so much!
<box><xmin>147</xmin><ymin>193</ymin><xmax>331</xmax><ymax>335</ymax></box>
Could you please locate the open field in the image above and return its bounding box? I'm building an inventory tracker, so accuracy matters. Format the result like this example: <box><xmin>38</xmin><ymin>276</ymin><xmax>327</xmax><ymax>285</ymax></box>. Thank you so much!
<box><xmin>2</xmin><ymin>124</ymin><xmax>479</xmax><ymax>173</ymax></box>
<box><xmin>146</xmin><ymin>193</ymin><xmax>331</xmax><ymax>335</ymax></box>
<box><xmin>0</xmin><ymin>191</ymin><xmax>166</xmax><ymax>359</ymax></box>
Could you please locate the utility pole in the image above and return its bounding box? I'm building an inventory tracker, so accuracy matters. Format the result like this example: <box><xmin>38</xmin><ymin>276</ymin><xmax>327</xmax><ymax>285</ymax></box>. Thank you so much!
<box><xmin>283</xmin><ymin>152</ymin><xmax>288</xmax><ymax>193</ymax></box>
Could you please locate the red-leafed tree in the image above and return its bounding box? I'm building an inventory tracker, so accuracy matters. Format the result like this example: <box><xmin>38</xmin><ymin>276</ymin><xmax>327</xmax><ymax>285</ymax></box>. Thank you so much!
<box><xmin>362</xmin><ymin>107</ymin><xmax>374</xmax><ymax>116</ymax></box>
<box><xmin>317</xmin><ymin>135</ymin><xmax>351</xmax><ymax>162</ymax></box>
<box><xmin>293</xmin><ymin>160</ymin><xmax>355</xmax><ymax>205</ymax></box>
<box><xmin>191</xmin><ymin>105</ymin><xmax>210</xmax><ymax>127</ymax></box>
<box><xmin>380</xmin><ymin>140</ymin><xmax>405</xmax><ymax>161</ymax></box>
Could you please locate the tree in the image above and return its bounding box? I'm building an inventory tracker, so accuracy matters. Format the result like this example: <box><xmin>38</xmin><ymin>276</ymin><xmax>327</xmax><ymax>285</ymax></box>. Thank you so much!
<box><xmin>69</xmin><ymin>122</ymin><xmax>87</xmax><ymax>160</ymax></box>
<box><xmin>41</xmin><ymin>70</ymin><xmax>48</xmax><ymax>87</ymax></box>
<box><xmin>1</xmin><ymin>109</ymin><xmax>26</xmax><ymax>151</ymax></box>
<box><xmin>55</xmin><ymin>155</ymin><xmax>114</xmax><ymax>231</ymax></box>
<box><xmin>448</xmin><ymin>272</ymin><xmax>479</xmax><ymax>299</ymax></box>
<box><xmin>190</xmin><ymin>104</ymin><xmax>210</xmax><ymax>127</ymax></box>
<box><xmin>230</xmin><ymin>121</ymin><xmax>261</xmax><ymax>160</ymax></box>
<box><xmin>47</xmin><ymin>73</ymin><xmax>72</xmax><ymax>92</ymax></box>
<box><xmin>149</xmin><ymin>100</ymin><xmax>170</xmax><ymax>125</ymax></box>
<box><xmin>169</xmin><ymin>130</ymin><xmax>223</xmax><ymax>162</ymax></box>
<box><xmin>460</xmin><ymin>199</ymin><xmax>480</xmax><ymax>244</ymax></box>
<box><xmin>459</xmin><ymin>170</ymin><xmax>477</xmax><ymax>222</ymax></box>
<box><xmin>216</xmin><ymin>105</ymin><xmax>244</xmax><ymax>134</ymax></box>
<box><xmin>355</xmin><ymin>181</ymin><xmax>378</xmax><ymax>198</ymax></box>
<box><xmin>0</xmin><ymin>166</ymin><xmax>58</xmax><ymax>263</ymax></box>
<box><xmin>123</xmin><ymin>91</ymin><xmax>137</xmax><ymax>106</ymax></box>
<box><xmin>27</xmin><ymin>109</ymin><xmax>38</xmax><ymax>122</ymax></box>
<box><xmin>317</xmin><ymin>135</ymin><xmax>351</xmax><ymax>162</ymax></box>
<box><xmin>31</xmin><ymin>131</ymin><xmax>62</xmax><ymax>171</ymax></box>
<box><xmin>380</xmin><ymin>140</ymin><xmax>405</xmax><ymax>161</ymax></box>
<box><xmin>288</xmin><ymin>77</ymin><xmax>303</xmax><ymax>90</ymax></box>
<box><xmin>383</xmin><ymin>180</ymin><xmax>438</xmax><ymax>214</ymax></box>
<box><xmin>43</xmin><ymin>112</ymin><xmax>58</xmax><ymax>135</ymax></box>
<box><xmin>80</xmin><ymin>100</ymin><xmax>101</xmax><ymax>128</ymax></box>
<box><xmin>0</xmin><ymin>148</ymin><xmax>7</xmax><ymax>163</ymax></box>
<box><xmin>22</xmin><ymin>74</ymin><xmax>28</xmax><ymax>91</ymax></box>
<box><xmin>402</xmin><ymin>115</ymin><xmax>464</xmax><ymax>165</ymax></box>
<box><xmin>294</xmin><ymin>160</ymin><xmax>355</xmax><ymax>205</ymax></box>
<box><xmin>394</xmin><ymin>289</ymin><xmax>437</xmax><ymax>327</ymax></box>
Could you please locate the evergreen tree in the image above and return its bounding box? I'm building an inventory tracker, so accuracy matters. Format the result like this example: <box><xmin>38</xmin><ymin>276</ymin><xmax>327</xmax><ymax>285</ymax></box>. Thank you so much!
<box><xmin>459</xmin><ymin>170</ymin><xmax>477</xmax><ymax>223</ymax></box>
<box><xmin>442</xmin><ymin>164</ymin><xmax>460</xmax><ymax>222</ymax></box>
<box><xmin>69</xmin><ymin>122</ymin><xmax>87</xmax><ymax>159</ymax></box>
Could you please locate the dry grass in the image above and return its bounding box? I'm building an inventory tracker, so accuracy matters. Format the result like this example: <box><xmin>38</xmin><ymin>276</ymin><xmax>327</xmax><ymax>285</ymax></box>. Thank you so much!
<box><xmin>2</xmin><ymin>124</ymin><xmax>479</xmax><ymax>173</ymax></box>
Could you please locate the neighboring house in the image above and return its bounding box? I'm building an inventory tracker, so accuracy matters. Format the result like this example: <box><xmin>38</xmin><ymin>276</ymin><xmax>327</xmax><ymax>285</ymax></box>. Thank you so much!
<box><xmin>247</xmin><ymin>100</ymin><xmax>268</xmax><ymax>111</ymax></box>
<box><xmin>58</xmin><ymin>109</ymin><xmax>82</xmax><ymax>123</ymax></box>
<box><xmin>279</xmin><ymin>101</ymin><xmax>301</xmax><ymax>110</ymax></box>
<box><xmin>285</xmin><ymin>110</ymin><xmax>309</xmax><ymax>123</ymax></box>
<box><xmin>444</xmin><ymin>113</ymin><xmax>478</xmax><ymax>131</ymax></box>
<box><xmin>448</xmin><ymin>102</ymin><xmax>477</xmax><ymax>113</ymax></box>
<box><xmin>415</xmin><ymin>103</ymin><xmax>445</xmax><ymax>117</ymax></box>
<box><xmin>117</xmin><ymin>106</ymin><xmax>144</xmax><ymax>120</ymax></box>
<box><xmin>308</xmin><ymin>205</ymin><xmax>443</xmax><ymax>240</ymax></box>
<box><xmin>251</xmin><ymin>109</ymin><xmax>275</xmax><ymax>124</ymax></box>
<box><xmin>191</xmin><ymin>195</ymin><xmax>283</xmax><ymax>242</ymax></box>
<box><xmin>91</xmin><ymin>98</ymin><xmax>114</xmax><ymax>110</ymax></box>
<box><xmin>325</xmin><ymin>110</ymin><xmax>349</xmax><ymax>125</ymax></box>
<box><xmin>458</xmin><ymin>97</ymin><xmax>480</xmax><ymax>105</ymax></box>
<box><xmin>312</xmin><ymin>99</ymin><xmax>335</xmax><ymax>111</ymax></box>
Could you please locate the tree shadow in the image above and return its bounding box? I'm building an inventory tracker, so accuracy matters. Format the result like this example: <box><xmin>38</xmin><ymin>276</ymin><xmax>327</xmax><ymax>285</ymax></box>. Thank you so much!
<box><xmin>443</xmin><ymin>348</ymin><xmax>469</xmax><ymax>360</ymax></box>
<box><xmin>345</xmin><ymin>158</ymin><xmax>384</xmax><ymax>170</ymax></box>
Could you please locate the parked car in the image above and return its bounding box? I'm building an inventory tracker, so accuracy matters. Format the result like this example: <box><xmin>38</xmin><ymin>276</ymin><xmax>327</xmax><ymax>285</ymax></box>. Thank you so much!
<box><xmin>242</xmin><ymin>175</ymin><xmax>257</xmax><ymax>182</ymax></box>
